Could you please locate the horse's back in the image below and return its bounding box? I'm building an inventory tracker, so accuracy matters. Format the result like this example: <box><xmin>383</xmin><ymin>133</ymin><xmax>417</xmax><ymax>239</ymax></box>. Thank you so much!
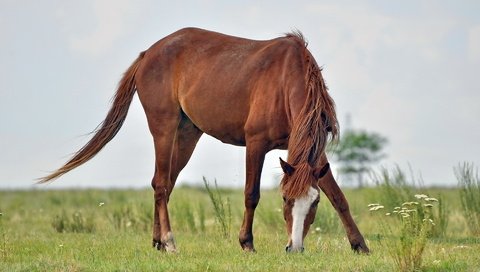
<box><xmin>137</xmin><ymin>28</ymin><xmax>307</xmax><ymax>147</ymax></box>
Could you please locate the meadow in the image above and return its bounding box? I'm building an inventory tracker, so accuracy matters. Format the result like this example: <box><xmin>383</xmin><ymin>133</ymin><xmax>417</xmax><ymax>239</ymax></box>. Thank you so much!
<box><xmin>0</xmin><ymin>173</ymin><xmax>479</xmax><ymax>271</ymax></box>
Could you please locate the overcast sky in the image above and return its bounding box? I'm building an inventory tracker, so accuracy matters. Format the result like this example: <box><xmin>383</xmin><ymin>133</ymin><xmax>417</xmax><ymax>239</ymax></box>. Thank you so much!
<box><xmin>1</xmin><ymin>0</ymin><xmax>479</xmax><ymax>189</ymax></box>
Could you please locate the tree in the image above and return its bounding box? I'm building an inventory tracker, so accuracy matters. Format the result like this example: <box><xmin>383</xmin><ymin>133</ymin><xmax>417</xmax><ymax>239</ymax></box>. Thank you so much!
<box><xmin>328</xmin><ymin>130</ymin><xmax>387</xmax><ymax>187</ymax></box>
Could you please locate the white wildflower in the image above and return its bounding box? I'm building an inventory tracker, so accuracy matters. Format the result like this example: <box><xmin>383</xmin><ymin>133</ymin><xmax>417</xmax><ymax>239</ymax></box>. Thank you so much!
<box><xmin>369</xmin><ymin>205</ymin><xmax>384</xmax><ymax>211</ymax></box>
<box><xmin>402</xmin><ymin>202</ymin><xmax>417</xmax><ymax>206</ymax></box>
<box><xmin>425</xmin><ymin>197</ymin><xmax>438</xmax><ymax>202</ymax></box>
<box><xmin>414</xmin><ymin>194</ymin><xmax>429</xmax><ymax>199</ymax></box>
<box><xmin>98</xmin><ymin>202</ymin><xmax>105</xmax><ymax>207</ymax></box>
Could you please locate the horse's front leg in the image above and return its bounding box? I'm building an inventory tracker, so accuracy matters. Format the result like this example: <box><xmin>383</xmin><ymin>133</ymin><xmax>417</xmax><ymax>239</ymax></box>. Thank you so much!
<box><xmin>239</xmin><ymin>140</ymin><xmax>267</xmax><ymax>252</ymax></box>
<box><xmin>318</xmin><ymin>166</ymin><xmax>370</xmax><ymax>253</ymax></box>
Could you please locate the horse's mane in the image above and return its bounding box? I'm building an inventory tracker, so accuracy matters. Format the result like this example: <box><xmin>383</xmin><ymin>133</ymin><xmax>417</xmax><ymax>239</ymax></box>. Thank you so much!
<box><xmin>281</xmin><ymin>32</ymin><xmax>339</xmax><ymax>199</ymax></box>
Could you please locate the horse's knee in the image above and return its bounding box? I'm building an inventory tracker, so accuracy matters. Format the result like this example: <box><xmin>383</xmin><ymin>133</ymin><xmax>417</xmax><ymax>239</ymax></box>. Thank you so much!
<box><xmin>245</xmin><ymin>192</ymin><xmax>260</xmax><ymax>209</ymax></box>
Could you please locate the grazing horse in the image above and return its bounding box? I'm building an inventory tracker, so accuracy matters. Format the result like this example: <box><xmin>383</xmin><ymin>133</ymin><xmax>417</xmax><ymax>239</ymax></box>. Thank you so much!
<box><xmin>40</xmin><ymin>28</ymin><xmax>369</xmax><ymax>253</ymax></box>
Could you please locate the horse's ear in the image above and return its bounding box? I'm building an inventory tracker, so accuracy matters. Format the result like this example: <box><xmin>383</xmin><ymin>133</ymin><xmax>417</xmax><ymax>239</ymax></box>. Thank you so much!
<box><xmin>313</xmin><ymin>163</ymin><xmax>330</xmax><ymax>180</ymax></box>
<box><xmin>279</xmin><ymin>157</ymin><xmax>295</xmax><ymax>176</ymax></box>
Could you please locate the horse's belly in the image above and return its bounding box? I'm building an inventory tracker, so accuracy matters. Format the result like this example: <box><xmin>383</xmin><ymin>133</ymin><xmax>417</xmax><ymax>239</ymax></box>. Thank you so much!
<box><xmin>179</xmin><ymin>103</ymin><xmax>244</xmax><ymax>146</ymax></box>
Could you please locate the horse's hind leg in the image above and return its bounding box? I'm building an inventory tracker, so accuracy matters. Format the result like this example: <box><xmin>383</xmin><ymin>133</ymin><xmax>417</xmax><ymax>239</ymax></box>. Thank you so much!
<box><xmin>149</xmin><ymin>112</ymin><xmax>179</xmax><ymax>252</ymax></box>
<box><xmin>152</xmin><ymin>115</ymin><xmax>202</xmax><ymax>251</ymax></box>
<box><xmin>318</xmin><ymin>166</ymin><xmax>370</xmax><ymax>253</ymax></box>
<box><xmin>170</xmin><ymin>116</ymin><xmax>203</xmax><ymax>183</ymax></box>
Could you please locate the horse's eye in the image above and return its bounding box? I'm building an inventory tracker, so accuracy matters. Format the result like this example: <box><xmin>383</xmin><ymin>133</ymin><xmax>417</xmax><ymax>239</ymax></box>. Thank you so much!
<box><xmin>282</xmin><ymin>196</ymin><xmax>286</xmax><ymax>202</ymax></box>
<box><xmin>311</xmin><ymin>199</ymin><xmax>319</xmax><ymax>208</ymax></box>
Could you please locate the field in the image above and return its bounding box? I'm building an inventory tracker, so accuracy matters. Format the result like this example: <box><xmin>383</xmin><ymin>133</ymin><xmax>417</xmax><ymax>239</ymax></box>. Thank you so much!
<box><xmin>0</xmin><ymin>184</ymin><xmax>479</xmax><ymax>271</ymax></box>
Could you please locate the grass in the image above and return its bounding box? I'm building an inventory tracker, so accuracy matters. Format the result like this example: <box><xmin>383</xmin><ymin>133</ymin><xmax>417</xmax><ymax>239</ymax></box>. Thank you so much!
<box><xmin>0</xmin><ymin>184</ymin><xmax>479</xmax><ymax>271</ymax></box>
<box><xmin>369</xmin><ymin>194</ymin><xmax>438</xmax><ymax>271</ymax></box>
<box><xmin>203</xmin><ymin>177</ymin><xmax>232</xmax><ymax>239</ymax></box>
<box><xmin>456</xmin><ymin>162</ymin><xmax>480</xmax><ymax>236</ymax></box>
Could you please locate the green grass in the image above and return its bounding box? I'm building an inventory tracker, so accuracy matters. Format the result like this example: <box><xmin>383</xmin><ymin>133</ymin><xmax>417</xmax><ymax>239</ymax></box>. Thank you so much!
<box><xmin>0</xmin><ymin>186</ymin><xmax>479</xmax><ymax>271</ymax></box>
<box><xmin>456</xmin><ymin>163</ymin><xmax>480</xmax><ymax>236</ymax></box>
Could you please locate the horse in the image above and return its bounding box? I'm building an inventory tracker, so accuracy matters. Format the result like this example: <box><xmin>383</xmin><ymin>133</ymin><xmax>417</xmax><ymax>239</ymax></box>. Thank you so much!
<box><xmin>39</xmin><ymin>27</ymin><xmax>369</xmax><ymax>253</ymax></box>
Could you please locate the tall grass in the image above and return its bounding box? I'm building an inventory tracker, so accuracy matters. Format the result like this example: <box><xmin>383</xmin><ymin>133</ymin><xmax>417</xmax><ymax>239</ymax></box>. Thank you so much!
<box><xmin>455</xmin><ymin>162</ymin><xmax>480</xmax><ymax>236</ymax></box>
<box><xmin>203</xmin><ymin>177</ymin><xmax>232</xmax><ymax>239</ymax></box>
<box><xmin>52</xmin><ymin>210</ymin><xmax>96</xmax><ymax>233</ymax></box>
<box><xmin>107</xmin><ymin>203</ymin><xmax>152</xmax><ymax>232</ymax></box>
<box><xmin>256</xmin><ymin>195</ymin><xmax>283</xmax><ymax>230</ymax></box>
<box><xmin>431</xmin><ymin>195</ymin><xmax>449</xmax><ymax>238</ymax></box>
<box><xmin>369</xmin><ymin>194</ymin><xmax>438</xmax><ymax>271</ymax></box>
<box><xmin>173</xmin><ymin>201</ymin><xmax>198</xmax><ymax>233</ymax></box>
<box><xmin>371</xmin><ymin>166</ymin><xmax>414</xmax><ymax>209</ymax></box>
<box><xmin>371</xmin><ymin>166</ymin><xmax>449</xmax><ymax>238</ymax></box>
<box><xmin>312</xmin><ymin>199</ymin><xmax>342</xmax><ymax>234</ymax></box>
<box><xmin>197</xmin><ymin>202</ymin><xmax>206</xmax><ymax>233</ymax></box>
<box><xmin>0</xmin><ymin>211</ymin><xmax>7</xmax><ymax>260</ymax></box>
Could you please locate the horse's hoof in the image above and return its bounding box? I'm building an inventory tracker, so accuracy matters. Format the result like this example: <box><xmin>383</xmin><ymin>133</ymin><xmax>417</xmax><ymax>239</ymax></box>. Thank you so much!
<box><xmin>153</xmin><ymin>240</ymin><xmax>165</xmax><ymax>251</ymax></box>
<box><xmin>164</xmin><ymin>242</ymin><xmax>177</xmax><ymax>253</ymax></box>
<box><xmin>352</xmin><ymin>242</ymin><xmax>370</xmax><ymax>254</ymax></box>
<box><xmin>158</xmin><ymin>232</ymin><xmax>176</xmax><ymax>253</ymax></box>
<box><xmin>242</xmin><ymin>246</ymin><xmax>256</xmax><ymax>253</ymax></box>
<box><xmin>240</xmin><ymin>240</ymin><xmax>256</xmax><ymax>252</ymax></box>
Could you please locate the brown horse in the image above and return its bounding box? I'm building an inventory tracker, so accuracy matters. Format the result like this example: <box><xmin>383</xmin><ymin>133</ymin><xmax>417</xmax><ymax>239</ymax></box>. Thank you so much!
<box><xmin>40</xmin><ymin>28</ymin><xmax>369</xmax><ymax>253</ymax></box>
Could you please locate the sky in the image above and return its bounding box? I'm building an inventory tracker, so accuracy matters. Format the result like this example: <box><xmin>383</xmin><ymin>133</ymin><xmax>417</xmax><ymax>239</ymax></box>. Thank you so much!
<box><xmin>1</xmin><ymin>0</ymin><xmax>479</xmax><ymax>189</ymax></box>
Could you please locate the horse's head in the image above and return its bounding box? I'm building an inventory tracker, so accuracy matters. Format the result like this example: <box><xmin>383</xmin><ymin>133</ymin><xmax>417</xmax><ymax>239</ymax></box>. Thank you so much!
<box><xmin>279</xmin><ymin>158</ymin><xmax>330</xmax><ymax>253</ymax></box>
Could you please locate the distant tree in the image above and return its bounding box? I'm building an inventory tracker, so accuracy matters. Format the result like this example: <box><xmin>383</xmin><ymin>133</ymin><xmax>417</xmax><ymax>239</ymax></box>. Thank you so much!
<box><xmin>328</xmin><ymin>130</ymin><xmax>388</xmax><ymax>187</ymax></box>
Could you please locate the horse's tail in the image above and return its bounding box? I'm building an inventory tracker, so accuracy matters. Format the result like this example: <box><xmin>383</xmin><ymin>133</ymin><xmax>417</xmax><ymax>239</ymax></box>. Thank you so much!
<box><xmin>38</xmin><ymin>52</ymin><xmax>145</xmax><ymax>183</ymax></box>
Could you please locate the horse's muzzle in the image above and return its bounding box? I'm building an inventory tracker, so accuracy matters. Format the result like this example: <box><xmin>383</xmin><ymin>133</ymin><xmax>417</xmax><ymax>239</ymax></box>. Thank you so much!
<box><xmin>285</xmin><ymin>245</ymin><xmax>305</xmax><ymax>253</ymax></box>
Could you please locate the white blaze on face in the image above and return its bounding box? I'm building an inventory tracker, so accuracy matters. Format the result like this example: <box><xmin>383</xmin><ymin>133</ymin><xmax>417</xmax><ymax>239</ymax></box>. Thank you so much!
<box><xmin>290</xmin><ymin>187</ymin><xmax>318</xmax><ymax>251</ymax></box>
